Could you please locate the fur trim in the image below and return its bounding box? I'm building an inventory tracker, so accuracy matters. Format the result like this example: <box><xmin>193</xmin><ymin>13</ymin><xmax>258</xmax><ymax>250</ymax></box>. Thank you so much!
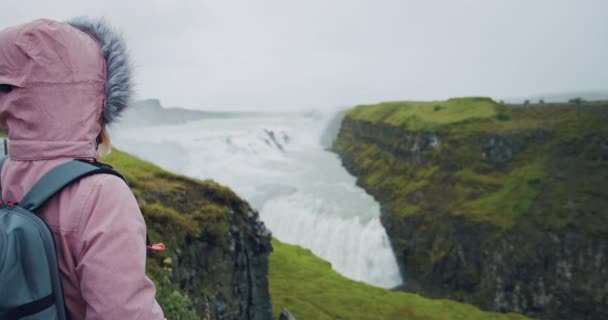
<box><xmin>66</xmin><ymin>17</ymin><xmax>133</xmax><ymax>125</ymax></box>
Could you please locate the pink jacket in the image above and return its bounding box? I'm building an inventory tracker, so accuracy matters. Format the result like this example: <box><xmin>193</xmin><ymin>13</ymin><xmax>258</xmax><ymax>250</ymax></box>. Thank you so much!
<box><xmin>0</xmin><ymin>19</ymin><xmax>165</xmax><ymax>320</ymax></box>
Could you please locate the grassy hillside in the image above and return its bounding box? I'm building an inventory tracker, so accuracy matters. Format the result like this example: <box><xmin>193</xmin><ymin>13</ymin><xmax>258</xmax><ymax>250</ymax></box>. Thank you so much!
<box><xmin>337</xmin><ymin>98</ymin><xmax>608</xmax><ymax>230</ymax></box>
<box><xmin>270</xmin><ymin>239</ymin><xmax>528</xmax><ymax>320</ymax></box>
<box><xmin>348</xmin><ymin>97</ymin><xmax>498</xmax><ymax>131</ymax></box>
<box><xmin>333</xmin><ymin>98</ymin><xmax>608</xmax><ymax>319</ymax></box>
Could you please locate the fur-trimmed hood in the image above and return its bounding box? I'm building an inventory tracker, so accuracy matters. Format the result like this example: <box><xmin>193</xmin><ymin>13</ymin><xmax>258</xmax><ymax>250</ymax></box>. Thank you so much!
<box><xmin>0</xmin><ymin>18</ymin><xmax>133</xmax><ymax>160</ymax></box>
<box><xmin>67</xmin><ymin>17</ymin><xmax>133</xmax><ymax>126</ymax></box>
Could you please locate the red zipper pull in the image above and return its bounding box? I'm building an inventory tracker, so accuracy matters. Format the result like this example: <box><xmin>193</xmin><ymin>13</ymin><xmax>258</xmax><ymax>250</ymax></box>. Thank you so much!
<box><xmin>146</xmin><ymin>243</ymin><xmax>166</xmax><ymax>251</ymax></box>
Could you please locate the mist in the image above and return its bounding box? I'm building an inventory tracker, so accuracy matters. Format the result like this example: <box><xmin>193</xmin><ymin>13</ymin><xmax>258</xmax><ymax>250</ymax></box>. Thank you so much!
<box><xmin>2</xmin><ymin>0</ymin><xmax>607</xmax><ymax>110</ymax></box>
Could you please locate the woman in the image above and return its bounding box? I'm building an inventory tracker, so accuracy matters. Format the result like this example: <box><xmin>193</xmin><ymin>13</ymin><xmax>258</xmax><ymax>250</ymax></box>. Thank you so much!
<box><xmin>0</xmin><ymin>18</ymin><xmax>165</xmax><ymax>319</ymax></box>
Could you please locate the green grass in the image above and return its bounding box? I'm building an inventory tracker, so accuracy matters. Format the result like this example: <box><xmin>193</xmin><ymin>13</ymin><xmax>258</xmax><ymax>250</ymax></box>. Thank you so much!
<box><xmin>270</xmin><ymin>239</ymin><xmax>528</xmax><ymax>320</ymax></box>
<box><xmin>336</xmin><ymin>98</ymin><xmax>608</xmax><ymax>230</ymax></box>
<box><xmin>348</xmin><ymin>97</ymin><xmax>498</xmax><ymax>131</ymax></box>
<box><xmin>462</xmin><ymin>158</ymin><xmax>546</xmax><ymax>224</ymax></box>
<box><xmin>104</xmin><ymin>149</ymin><xmax>236</xmax><ymax>248</ymax></box>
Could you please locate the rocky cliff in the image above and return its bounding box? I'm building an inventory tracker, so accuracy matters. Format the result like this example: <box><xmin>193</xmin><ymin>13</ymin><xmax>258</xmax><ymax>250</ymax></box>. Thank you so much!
<box><xmin>104</xmin><ymin>150</ymin><xmax>273</xmax><ymax>320</ymax></box>
<box><xmin>333</xmin><ymin>98</ymin><xmax>608</xmax><ymax>320</ymax></box>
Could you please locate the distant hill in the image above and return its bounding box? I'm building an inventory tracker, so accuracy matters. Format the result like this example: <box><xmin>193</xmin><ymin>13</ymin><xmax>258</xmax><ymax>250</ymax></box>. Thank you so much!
<box><xmin>116</xmin><ymin>99</ymin><xmax>311</xmax><ymax>128</ymax></box>
<box><xmin>116</xmin><ymin>99</ymin><xmax>208</xmax><ymax>127</ymax></box>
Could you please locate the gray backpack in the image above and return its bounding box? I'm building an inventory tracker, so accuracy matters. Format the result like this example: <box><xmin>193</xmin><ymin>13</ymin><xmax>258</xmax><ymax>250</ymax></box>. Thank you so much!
<box><xmin>0</xmin><ymin>158</ymin><xmax>124</xmax><ymax>320</ymax></box>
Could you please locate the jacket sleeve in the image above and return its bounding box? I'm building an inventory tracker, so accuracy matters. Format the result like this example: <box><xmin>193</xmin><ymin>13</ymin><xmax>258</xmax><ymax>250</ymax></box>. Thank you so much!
<box><xmin>75</xmin><ymin>174</ymin><xmax>165</xmax><ymax>320</ymax></box>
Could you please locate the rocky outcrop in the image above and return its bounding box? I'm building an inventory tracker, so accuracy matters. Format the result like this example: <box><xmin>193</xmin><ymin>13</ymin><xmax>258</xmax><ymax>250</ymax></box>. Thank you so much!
<box><xmin>333</xmin><ymin>102</ymin><xmax>608</xmax><ymax>320</ymax></box>
<box><xmin>345</xmin><ymin>119</ymin><xmax>441</xmax><ymax>164</ymax></box>
<box><xmin>105</xmin><ymin>150</ymin><xmax>274</xmax><ymax>320</ymax></box>
<box><xmin>161</xmin><ymin>203</ymin><xmax>273</xmax><ymax>320</ymax></box>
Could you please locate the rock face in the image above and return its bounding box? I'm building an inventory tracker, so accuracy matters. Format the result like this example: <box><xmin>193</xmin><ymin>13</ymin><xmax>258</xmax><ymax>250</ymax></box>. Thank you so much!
<box><xmin>163</xmin><ymin>203</ymin><xmax>273</xmax><ymax>320</ymax></box>
<box><xmin>105</xmin><ymin>150</ymin><xmax>274</xmax><ymax>320</ymax></box>
<box><xmin>333</xmin><ymin>100</ymin><xmax>608</xmax><ymax>320</ymax></box>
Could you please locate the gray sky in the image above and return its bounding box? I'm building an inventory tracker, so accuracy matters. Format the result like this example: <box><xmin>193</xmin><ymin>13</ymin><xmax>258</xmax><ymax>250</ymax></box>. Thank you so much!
<box><xmin>2</xmin><ymin>1</ymin><xmax>607</xmax><ymax>110</ymax></box>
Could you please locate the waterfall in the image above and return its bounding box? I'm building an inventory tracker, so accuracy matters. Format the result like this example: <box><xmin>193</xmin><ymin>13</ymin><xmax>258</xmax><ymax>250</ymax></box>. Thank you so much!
<box><xmin>112</xmin><ymin>109</ymin><xmax>403</xmax><ymax>288</ymax></box>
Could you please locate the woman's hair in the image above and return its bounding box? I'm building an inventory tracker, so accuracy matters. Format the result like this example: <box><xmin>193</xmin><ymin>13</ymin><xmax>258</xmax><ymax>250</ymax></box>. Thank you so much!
<box><xmin>98</xmin><ymin>129</ymin><xmax>112</xmax><ymax>157</ymax></box>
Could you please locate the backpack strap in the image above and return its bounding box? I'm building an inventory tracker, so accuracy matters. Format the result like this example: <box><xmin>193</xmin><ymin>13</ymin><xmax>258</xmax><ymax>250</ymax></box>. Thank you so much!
<box><xmin>11</xmin><ymin>159</ymin><xmax>162</xmax><ymax>253</ymax></box>
<box><xmin>20</xmin><ymin>160</ymin><xmax>125</xmax><ymax>212</ymax></box>
<box><xmin>0</xmin><ymin>155</ymin><xmax>8</xmax><ymax>201</ymax></box>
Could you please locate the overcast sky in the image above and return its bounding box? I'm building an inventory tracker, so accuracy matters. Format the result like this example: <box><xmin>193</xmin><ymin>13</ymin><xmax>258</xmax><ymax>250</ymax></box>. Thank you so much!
<box><xmin>2</xmin><ymin>1</ymin><xmax>607</xmax><ymax>110</ymax></box>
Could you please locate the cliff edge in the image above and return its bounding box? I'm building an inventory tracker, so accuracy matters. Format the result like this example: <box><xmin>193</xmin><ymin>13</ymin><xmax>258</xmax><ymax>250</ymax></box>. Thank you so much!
<box><xmin>333</xmin><ymin>98</ymin><xmax>608</xmax><ymax>319</ymax></box>
<box><xmin>104</xmin><ymin>150</ymin><xmax>273</xmax><ymax>320</ymax></box>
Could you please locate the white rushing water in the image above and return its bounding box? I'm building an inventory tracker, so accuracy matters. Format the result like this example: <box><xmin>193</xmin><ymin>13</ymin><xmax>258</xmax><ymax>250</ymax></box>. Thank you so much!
<box><xmin>111</xmin><ymin>111</ymin><xmax>403</xmax><ymax>288</ymax></box>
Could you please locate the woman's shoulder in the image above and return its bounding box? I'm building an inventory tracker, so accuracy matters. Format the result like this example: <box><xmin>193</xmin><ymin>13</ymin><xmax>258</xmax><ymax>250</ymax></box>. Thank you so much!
<box><xmin>78</xmin><ymin>171</ymin><xmax>135</xmax><ymax>206</ymax></box>
<box><xmin>41</xmin><ymin>169</ymin><xmax>135</xmax><ymax>234</ymax></box>
<box><xmin>86</xmin><ymin>171</ymin><xmax>128</xmax><ymax>188</ymax></box>
<box><xmin>71</xmin><ymin>171</ymin><xmax>144</xmax><ymax>239</ymax></box>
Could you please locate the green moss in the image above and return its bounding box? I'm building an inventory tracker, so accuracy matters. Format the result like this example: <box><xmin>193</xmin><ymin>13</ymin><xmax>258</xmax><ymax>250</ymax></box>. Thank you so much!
<box><xmin>334</xmin><ymin>138</ymin><xmax>439</xmax><ymax>217</ymax></box>
<box><xmin>270</xmin><ymin>239</ymin><xmax>528</xmax><ymax>320</ymax></box>
<box><xmin>463</xmin><ymin>158</ymin><xmax>546</xmax><ymax>224</ymax></box>
<box><xmin>337</xmin><ymin>99</ymin><xmax>608</xmax><ymax>231</ymax></box>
